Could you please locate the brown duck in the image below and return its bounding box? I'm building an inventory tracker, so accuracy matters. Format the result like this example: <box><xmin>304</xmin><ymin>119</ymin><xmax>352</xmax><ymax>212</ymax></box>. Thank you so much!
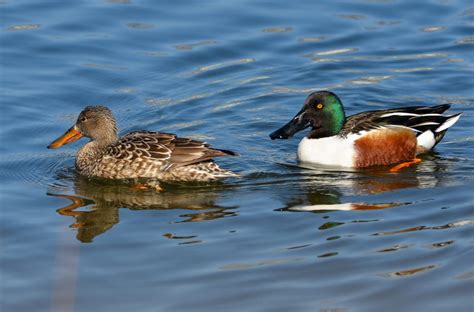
<box><xmin>48</xmin><ymin>106</ymin><xmax>238</xmax><ymax>182</ymax></box>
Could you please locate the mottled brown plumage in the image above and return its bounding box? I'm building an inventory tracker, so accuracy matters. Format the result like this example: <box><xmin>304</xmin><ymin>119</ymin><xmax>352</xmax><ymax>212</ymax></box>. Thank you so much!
<box><xmin>48</xmin><ymin>106</ymin><xmax>238</xmax><ymax>182</ymax></box>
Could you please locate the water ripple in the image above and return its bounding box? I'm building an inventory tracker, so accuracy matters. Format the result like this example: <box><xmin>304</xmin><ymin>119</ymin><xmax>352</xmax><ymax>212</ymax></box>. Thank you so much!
<box><xmin>0</xmin><ymin>153</ymin><xmax>73</xmax><ymax>187</ymax></box>
<box><xmin>126</xmin><ymin>22</ymin><xmax>155</xmax><ymax>30</ymax></box>
<box><xmin>380</xmin><ymin>265</ymin><xmax>438</xmax><ymax>278</ymax></box>
<box><xmin>175</xmin><ymin>40</ymin><xmax>218</xmax><ymax>50</ymax></box>
<box><xmin>1</xmin><ymin>0</ymin><xmax>473</xmax><ymax>310</ymax></box>
<box><xmin>187</xmin><ymin>58</ymin><xmax>256</xmax><ymax>76</ymax></box>
<box><xmin>421</xmin><ymin>26</ymin><xmax>446</xmax><ymax>32</ymax></box>
<box><xmin>348</xmin><ymin>76</ymin><xmax>392</xmax><ymax>84</ymax></box>
<box><xmin>305</xmin><ymin>48</ymin><xmax>358</xmax><ymax>57</ymax></box>
<box><xmin>5</xmin><ymin>24</ymin><xmax>41</xmax><ymax>31</ymax></box>
<box><xmin>262</xmin><ymin>27</ymin><xmax>293</xmax><ymax>33</ymax></box>
<box><xmin>373</xmin><ymin>219</ymin><xmax>474</xmax><ymax>236</ymax></box>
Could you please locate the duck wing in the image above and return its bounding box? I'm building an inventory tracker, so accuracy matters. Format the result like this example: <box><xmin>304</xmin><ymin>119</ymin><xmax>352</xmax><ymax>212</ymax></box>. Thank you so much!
<box><xmin>169</xmin><ymin>136</ymin><xmax>237</xmax><ymax>167</ymax></box>
<box><xmin>341</xmin><ymin>104</ymin><xmax>459</xmax><ymax>136</ymax></box>
<box><xmin>107</xmin><ymin>131</ymin><xmax>237</xmax><ymax>169</ymax></box>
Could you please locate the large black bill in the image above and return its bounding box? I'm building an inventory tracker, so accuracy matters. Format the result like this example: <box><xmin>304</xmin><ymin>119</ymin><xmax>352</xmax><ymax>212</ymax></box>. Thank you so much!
<box><xmin>269</xmin><ymin>111</ymin><xmax>309</xmax><ymax>140</ymax></box>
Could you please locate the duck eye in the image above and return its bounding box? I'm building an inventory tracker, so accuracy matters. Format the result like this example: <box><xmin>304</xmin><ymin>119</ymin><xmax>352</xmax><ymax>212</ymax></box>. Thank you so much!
<box><xmin>316</xmin><ymin>103</ymin><xmax>324</xmax><ymax>109</ymax></box>
<box><xmin>80</xmin><ymin>117</ymin><xmax>87</xmax><ymax>122</ymax></box>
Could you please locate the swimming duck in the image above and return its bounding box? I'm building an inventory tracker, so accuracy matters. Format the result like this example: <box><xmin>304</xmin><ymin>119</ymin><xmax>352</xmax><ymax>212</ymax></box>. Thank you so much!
<box><xmin>48</xmin><ymin>106</ymin><xmax>238</xmax><ymax>182</ymax></box>
<box><xmin>270</xmin><ymin>91</ymin><xmax>462</xmax><ymax>169</ymax></box>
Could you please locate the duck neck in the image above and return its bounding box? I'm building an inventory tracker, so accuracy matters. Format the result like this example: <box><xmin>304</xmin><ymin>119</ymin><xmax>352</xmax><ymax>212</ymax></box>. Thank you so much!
<box><xmin>308</xmin><ymin>115</ymin><xmax>346</xmax><ymax>139</ymax></box>
<box><xmin>76</xmin><ymin>136</ymin><xmax>117</xmax><ymax>174</ymax></box>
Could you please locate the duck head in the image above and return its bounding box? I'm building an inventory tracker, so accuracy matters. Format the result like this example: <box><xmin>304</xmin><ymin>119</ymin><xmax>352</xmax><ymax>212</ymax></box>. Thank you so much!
<box><xmin>269</xmin><ymin>91</ymin><xmax>346</xmax><ymax>140</ymax></box>
<box><xmin>48</xmin><ymin>106</ymin><xmax>118</xmax><ymax>149</ymax></box>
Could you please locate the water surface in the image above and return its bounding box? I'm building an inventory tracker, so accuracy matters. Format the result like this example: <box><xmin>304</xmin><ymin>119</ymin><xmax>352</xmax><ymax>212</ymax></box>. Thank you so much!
<box><xmin>1</xmin><ymin>0</ymin><xmax>473</xmax><ymax>311</ymax></box>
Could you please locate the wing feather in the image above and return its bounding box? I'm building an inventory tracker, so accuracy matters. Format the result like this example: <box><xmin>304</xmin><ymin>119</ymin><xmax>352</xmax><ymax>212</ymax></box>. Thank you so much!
<box><xmin>341</xmin><ymin>104</ymin><xmax>457</xmax><ymax>137</ymax></box>
<box><xmin>105</xmin><ymin>131</ymin><xmax>236</xmax><ymax>169</ymax></box>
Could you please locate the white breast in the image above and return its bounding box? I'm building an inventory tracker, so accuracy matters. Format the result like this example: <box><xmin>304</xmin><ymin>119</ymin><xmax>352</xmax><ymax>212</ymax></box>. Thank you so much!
<box><xmin>297</xmin><ymin>135</ymin><xmax>358</xmax><ymax>167</ymax></box>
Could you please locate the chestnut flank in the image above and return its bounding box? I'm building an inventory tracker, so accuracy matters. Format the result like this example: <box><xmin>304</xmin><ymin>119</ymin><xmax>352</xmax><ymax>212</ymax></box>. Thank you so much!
<box><xmin>354</xmin><ymin>128</ymin><xmax>417</xmax><ymax>168</ymax></box>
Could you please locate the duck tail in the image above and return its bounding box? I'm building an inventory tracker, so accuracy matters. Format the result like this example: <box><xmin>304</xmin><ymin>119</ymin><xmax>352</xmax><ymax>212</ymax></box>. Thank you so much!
<box><xmin>214</xmin><ymin>148</ymin><xmax>239</xmax><ymax>157</ymax></box>
<box><xmin>418</xmin><ymin>104</ymin><xmax>451</xmax><ymax>114</ymax></box>
<box><xmin>415</xmin><ymin>112</ymin><xmax>462</xmax><ymax>152</ymax></box>
<box><xmin>434</xmin><ymin>112</ymin><xmax>462</xmax><ymax>133</ymax></box>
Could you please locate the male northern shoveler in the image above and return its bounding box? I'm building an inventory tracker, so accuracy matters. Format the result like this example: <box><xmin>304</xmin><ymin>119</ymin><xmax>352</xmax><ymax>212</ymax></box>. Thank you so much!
<box><xmin>48</xmin><ymin>106</ymin><xmax>238</xmax><ymax>182</ymax></box>
<box><xmin>270</xmin><ymin>91</ymin><xmax>462</xmax><ymax>170</ymax></box>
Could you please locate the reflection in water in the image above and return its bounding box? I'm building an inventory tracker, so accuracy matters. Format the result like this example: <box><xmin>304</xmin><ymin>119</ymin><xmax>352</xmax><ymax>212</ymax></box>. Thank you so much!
<box><xmin>276</xmin><ymin>156</ymin><xmax>450</xmax><ymax>213</ymax></box>
<box><xmin>373</xmin><ymin>219</ymin><xmax>474</xmax><ymax>236</ymax></box>
<box><xmin>261</xmin><ymin>27</ymin><xmax>293</xmax><ymax>33</ymax></box>
<box><xmin>380</xmin><ymin>265</ymin><xmax>438</xmax><ymax>278</ymax></box>
<box><xmin>318</xmin><ymin>252</ymin><xmax>338</xmax><ymax>258</ymax></box>
<box><xmin>276</xmin><ymin>174</ymin><xmax>412</xmax><ymax>213</ymax></box>
<box><xmin>175</xmin><ymin>40</ymin><xmax>218</xmax><ymax>50</ymax></box>
<box><xmin>48</xmin><ymin>153</ymin><xmax>454</xmax><ymax>242</ymax></box>
<box><xmin>48</xmin><ymin>176</ymin><xmax>237</xmax><ymax>243</ymax></box>
<box><xmin>6</xmin><ymin>24</ymin><xmax>41</xmax><ymax>31</ymax></box>
<box><xmin>377</xmin><ymin>244</ymin><xmax>412</xmax><ymax>253</ymax></box>
<box><xmin>220</xmin><ymin>257</ymin><xmax>304</xmax><ymax>270</ymax></box>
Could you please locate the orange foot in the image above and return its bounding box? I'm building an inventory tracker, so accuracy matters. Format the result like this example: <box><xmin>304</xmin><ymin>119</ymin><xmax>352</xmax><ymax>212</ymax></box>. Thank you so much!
<box><xmin>71</xmin><ymin>222</ymin><xmax>86</xmax><ymax>229</ymax></box>
<box><xmin>131</xmin><ymin>183</ymin><xmax>149</xmax><ymax>191</ymax></box>
<box><xmin>389</xmin><ymin>158</ymin><xmax>422</xmax><ymax>172</ymax></box>
<box><xmin>131</xmin><ymin>182</ymin><xmax>163</xmax><ymax>192</ymax></box>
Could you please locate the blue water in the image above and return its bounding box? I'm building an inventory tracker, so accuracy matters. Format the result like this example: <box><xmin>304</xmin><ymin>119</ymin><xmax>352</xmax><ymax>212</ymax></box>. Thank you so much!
<box><xmin>1</xmin><ymin>0</ymin><xmax>473</xmax><ymax>311</ymax></box>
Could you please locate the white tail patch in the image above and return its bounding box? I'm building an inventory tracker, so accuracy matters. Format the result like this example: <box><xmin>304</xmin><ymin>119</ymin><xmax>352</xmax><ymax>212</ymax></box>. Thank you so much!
<box><xmin>435</xmin><ymin>113</ymin><xmax>462</xmax><ymax>133</ymax></box>
<box><xmin>417</xmin><ymin>130</ymin><xmax>436</xmax><ymax>151</ymax></box>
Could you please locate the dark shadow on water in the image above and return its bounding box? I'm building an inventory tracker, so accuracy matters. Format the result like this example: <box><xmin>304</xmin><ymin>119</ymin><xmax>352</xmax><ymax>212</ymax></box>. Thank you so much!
<box><xmin>48</xmin><ymin>176</ymin><xmax>238</xmax><ymax>243</ymax></box>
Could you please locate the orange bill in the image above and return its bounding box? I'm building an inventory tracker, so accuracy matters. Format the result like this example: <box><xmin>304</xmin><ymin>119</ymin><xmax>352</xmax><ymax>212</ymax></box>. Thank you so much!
<box><xmin>47</xmin><ymin>126</ymin><xmax>83</xmax><ymax>149</ymax></box>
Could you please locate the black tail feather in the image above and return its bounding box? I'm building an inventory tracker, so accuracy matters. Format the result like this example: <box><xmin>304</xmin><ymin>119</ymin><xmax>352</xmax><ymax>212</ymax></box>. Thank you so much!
<box><xmin>374</xmin><ymin>104</ymin><xmax>457</xmax><ymax>134</ymax></box>
<box><xmin>216</xmin><ymin>149</ymin><xmax>239</xmax><ymax>157</ymax></box>
<box><xmin>413</xmin><ymin>104</ymin><xmax>451</xmax><ymax>114</ymax></box>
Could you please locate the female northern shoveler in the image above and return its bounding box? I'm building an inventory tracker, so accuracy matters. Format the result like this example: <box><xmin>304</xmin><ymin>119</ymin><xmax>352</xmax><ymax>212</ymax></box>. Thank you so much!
<box><xmin>270</xmin><ymin>91</ymin><xmax>462</xmax><ymax>170</ymax></box>
<box><xmin>48</xmin><ymin>106</ymin><xmax>238</xmax><ymax>182</ymax></box>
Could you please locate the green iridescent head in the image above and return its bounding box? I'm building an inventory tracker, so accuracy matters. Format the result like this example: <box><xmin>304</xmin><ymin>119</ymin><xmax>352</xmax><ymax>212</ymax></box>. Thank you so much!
<box><xmin>269</xmin><ymin>91</ymin><xmax>346</xmax><ymax>140</ymax></box>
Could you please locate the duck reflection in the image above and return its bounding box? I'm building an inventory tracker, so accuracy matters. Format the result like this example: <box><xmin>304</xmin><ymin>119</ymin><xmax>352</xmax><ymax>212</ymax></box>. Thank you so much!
<box><xmin>48</xmin><ymin>176</ymin><xmax>237</xmax><ymax>243</ymax></box>
<box><xmin>278</xmin><ymin>155</ymin><xmax>446</xmax><ymax>212</ymax></box>
<box><xmin>279</xmin><ymin>186</ymin><xmax>407</xmax><ymax>213</ymax></box>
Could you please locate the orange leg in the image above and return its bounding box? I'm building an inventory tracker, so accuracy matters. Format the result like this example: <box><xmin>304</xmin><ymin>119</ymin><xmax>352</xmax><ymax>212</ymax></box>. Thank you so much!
<box><xmin>389</xmin><ymin>158</ymin><xmax>422</xmax><ymax>172</ymax></box>
<box><xmin>131</xmin><ymin>183</ymin><xmax>149</xmax><ymax>191</ymax></box>
<box><xmin>131</xmin><ymin>182</ymin><xmax>163</xmax><ymax>192</ymax></box>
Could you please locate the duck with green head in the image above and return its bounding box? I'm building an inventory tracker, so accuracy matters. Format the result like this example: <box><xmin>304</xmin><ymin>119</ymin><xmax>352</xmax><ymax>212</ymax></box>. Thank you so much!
<box><xmin>270</xmin><ymin>91</ymin><xmax>462</xmax><ymax>169</ymax></box>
